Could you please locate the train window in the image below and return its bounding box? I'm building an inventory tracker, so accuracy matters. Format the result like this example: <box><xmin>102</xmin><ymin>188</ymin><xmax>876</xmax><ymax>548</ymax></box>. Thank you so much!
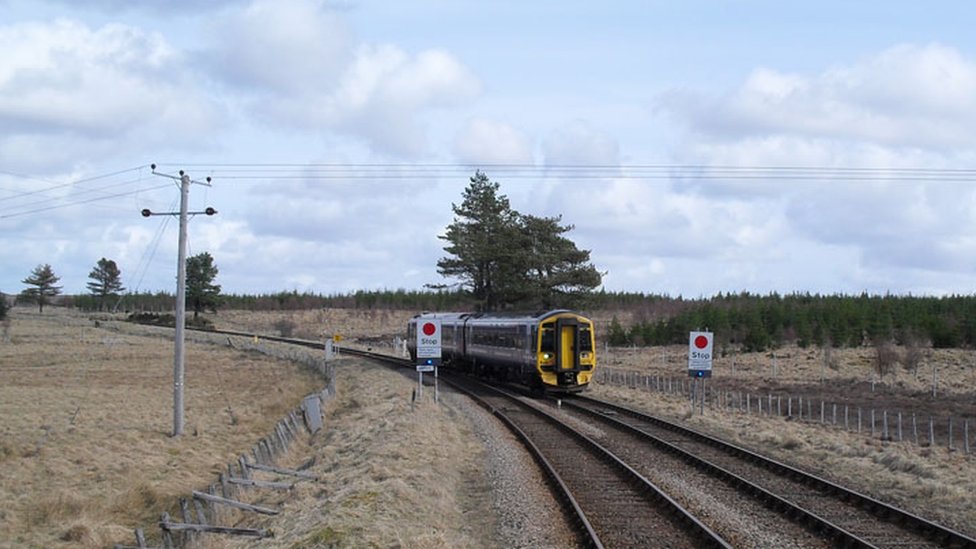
<box><xmin>540</xmin><ymin>323</ymin><xmax>555</xmax><ymax>352</ymax></box>
<box><xmin>580</xmin><ymin>327</ymin><xmax>593</xmax><ymax>351</ymax></box>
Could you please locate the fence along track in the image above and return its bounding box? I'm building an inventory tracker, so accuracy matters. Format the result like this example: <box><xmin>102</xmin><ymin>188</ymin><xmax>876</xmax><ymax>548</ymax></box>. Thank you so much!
<box><xmin>598</xmin><ymin>366</ymin><xmax>973</xmax><ymax>453</ymax></box>
<box><xmin>114</xmin><ymin>330</ymin><xmax>333</xmax><ymax>549</ymax></box>
<box><xmin>569</xmin><ymin>394</ymin><xmax>976</xmax><ymax>549</ymax></box>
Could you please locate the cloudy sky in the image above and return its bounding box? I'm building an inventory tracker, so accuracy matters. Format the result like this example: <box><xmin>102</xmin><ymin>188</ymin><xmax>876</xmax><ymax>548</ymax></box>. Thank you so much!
<box><xmin>2</xmin><ymin>0</ymin><xmax>976</xmax><ymax>299</ymax></box>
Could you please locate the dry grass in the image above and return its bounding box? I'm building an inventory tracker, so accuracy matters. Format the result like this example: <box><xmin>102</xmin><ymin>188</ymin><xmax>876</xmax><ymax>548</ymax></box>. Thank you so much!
<box><xmin>208</xmin><ymin>359</ymin><xmax>499</xmax><ymax>549</ymax></box>
<box><xmin>0</xmin><ymin>308</ymin><xmax>326</xmax><ymax>548</ymax></box>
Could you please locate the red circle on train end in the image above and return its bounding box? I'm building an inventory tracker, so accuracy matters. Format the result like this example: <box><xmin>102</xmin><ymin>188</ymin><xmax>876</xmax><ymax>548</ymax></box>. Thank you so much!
<box><xmin>694</xmin><ymin>335</ymin><xmax>709</xmax><ymax>348</ymax></box>
<box><xmin>422</xmin><ymin>322</ymin><xmax>437</xmax><ymax>336</ymax></box>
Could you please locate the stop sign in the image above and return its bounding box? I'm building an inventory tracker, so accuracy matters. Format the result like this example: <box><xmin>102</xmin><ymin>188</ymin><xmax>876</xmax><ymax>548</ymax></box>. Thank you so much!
<box><xmin>416</xmin><ymin>319</ymin><xmax>441</xmax><ymax>359</ymax></box>
<box><xmin>688</xmin><ymin>331</ymin><xmax>713</xmax><ymax>375</ymax></box>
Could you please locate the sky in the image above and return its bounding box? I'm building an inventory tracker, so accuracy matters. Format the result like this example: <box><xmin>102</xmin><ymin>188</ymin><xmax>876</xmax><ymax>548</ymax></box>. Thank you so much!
<box><xmin>2</xmin><ymin>0</ymin><xmax>976</xmax><ymax>299</ymax></box>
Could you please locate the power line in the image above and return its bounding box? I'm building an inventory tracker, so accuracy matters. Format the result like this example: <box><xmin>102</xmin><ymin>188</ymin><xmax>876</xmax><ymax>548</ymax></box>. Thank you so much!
<box><xmin>0</xmin><ymin>182</ymin><xmax>173</xmax><ymax>219</ymax></box>
<box><xmin>2</xmin><ymin>162</ymin><xmax>972</xmax><ymax>219</ymax></box>
<box><xmin>0</xmin><ymin>165</ymin><xmax>150</xmax><ymax>202</ymax></box>
<box><xmin>0</xmin><ymin>176</ymin><xmax>159</xmax><ymax>214</ymax></box>
<box><xmin>150</xmin><ymin>163</ymin><xmax>976</xmax><ymax>182</ymax></box>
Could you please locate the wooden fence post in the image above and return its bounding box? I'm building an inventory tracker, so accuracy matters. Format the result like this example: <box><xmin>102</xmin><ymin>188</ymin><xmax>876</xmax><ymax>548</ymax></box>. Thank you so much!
<box><xmin>965</xmin><ymin>420</ymin><xmax>970</xmax><ymax>454</ymax></box>
<box><xmin>949</xmin><ymin>416</ymin><xmax>954</xmax><ymax>451</ymax></box>
<box><xmin>160</xmin><ymin>513</ymin><xmax>174</xmax><ymax>549</ymax></box>
<box><xmin>913</xmin><ymin>413</ymin><xmax>918</xmax><ymax>445</ymax></box>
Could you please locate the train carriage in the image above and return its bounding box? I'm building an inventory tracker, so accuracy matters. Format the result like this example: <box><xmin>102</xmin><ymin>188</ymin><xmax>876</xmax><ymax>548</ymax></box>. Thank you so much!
<box><xmin>407</xmin><ymin>309</ymin><xmax>596</xmax><ymax>392</ymax></box>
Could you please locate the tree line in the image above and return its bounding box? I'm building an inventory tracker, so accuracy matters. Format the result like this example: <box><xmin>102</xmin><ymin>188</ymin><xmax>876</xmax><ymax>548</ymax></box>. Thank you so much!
<box><xmin>13</xmin><ymin>252</ymin><xmax>221</xmax><ymax>319</ymax></box>
<box><xmin>605</xmin><ymin>292</ymin><xmax>976</xmax><ymax>351</ymax></box>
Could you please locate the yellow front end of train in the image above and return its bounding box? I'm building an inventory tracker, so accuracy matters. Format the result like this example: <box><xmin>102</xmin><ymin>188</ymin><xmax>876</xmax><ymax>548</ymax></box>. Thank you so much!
<box><xmin>535</xmin><ymin>311</ymin><xmax>596</xmax><ymax>391</ymax></box>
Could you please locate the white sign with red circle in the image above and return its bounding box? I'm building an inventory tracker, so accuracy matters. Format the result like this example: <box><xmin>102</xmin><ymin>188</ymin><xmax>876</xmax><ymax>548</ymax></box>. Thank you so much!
<box><xmin>416</xmin><ymin>319</ymin><xmax>442</xmax><ymax>359</ymax></box>
<box><xmin>688</xmin><ymin>331</ymin><xmax>713</xmax><ymax>372</ymax></box>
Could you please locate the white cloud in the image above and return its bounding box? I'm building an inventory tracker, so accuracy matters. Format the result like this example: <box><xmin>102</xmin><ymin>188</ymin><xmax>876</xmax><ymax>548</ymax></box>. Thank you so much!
<box><xmin>453</xmin><ymin>118</ymin><xmax>534</xmax><ymax>164</ymax></box>
<box><xmin>206</xmin><ymin>0</ymin><xmax>353</xmax><ymax>94</ymax></box>
<box><xmin>0</xmin><ymin>19</ymin><xmax>224</xmax><ymax>173</ymax></box>
<box><xmin>542</xmin><ymin>120</ymin><xmax>620</xmax><ymax>166</ymax></box>
<box><xmin>650</xmin><ymin>42</ymin><xmax>976</xmax><ymax>286</ymax></box>
<box><xmin>203</xmin><ymin>0</ymin><xmax>481</xmax><ymax>157</ymax></box>
<box><xmin>661</xmin><ymin>43</ymin><xmax>976</xmax><ymax>151</ymax></box>
<box><xmin>282</xmin><ymin>44</ymin><xmax>480</xmax><ymax>156</ymax></box>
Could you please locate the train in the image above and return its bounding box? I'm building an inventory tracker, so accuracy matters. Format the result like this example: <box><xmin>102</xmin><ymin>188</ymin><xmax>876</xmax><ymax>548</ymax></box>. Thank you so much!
<box><xmin>406</xmin><ymin>309</ymin><xmax>596</xmax><ymax>392</ymax></box>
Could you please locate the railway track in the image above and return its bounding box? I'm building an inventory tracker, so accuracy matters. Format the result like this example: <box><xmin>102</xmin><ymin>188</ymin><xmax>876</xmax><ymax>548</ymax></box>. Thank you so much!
<box><xmin>562</xmin><ymin>394</ymin><xmax>976</xmax><ymax>549</ymax></box>
<box><xmin>203</xmin><ymin>330</ymin><xmax>976</xmax><ymax>548</ymax></box>
<box><xmin>445</xmin><ymin>372</ymin><xmax>731</xmax><ymax>548</ymax></box>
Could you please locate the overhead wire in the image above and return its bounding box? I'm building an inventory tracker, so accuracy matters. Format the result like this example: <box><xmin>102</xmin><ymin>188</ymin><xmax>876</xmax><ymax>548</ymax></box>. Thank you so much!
<box><xmin>0</xmin><ymin>165</ymin><xmax>150</xmax><ymax>202</ymax></box>
<box><xmin>150</xmin><ymin>163</ymin><xmax>976</xmax><ymax>182</ymax></box>
<box><xmin>126</xmin><ymin>196</ymin><xmax>177</xmax><ymax>296</ymax></box>
<box><xmin>0</xmin><ymin>164</ymin><xmax>163</xmax><ymax>219</ymax></box>
<box><xmin>2</xmin><ymin>162</ymin><xmax>974</xmax><ymax>219</ymax></box>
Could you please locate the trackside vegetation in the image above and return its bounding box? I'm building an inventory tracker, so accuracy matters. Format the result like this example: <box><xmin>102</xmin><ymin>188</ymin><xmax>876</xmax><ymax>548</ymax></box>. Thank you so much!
<box><xmin>603</xmin><ymin>291</ymin><xmax>976</xmax><ymax>351</ymax></box>
<box><xmin>55</xmin><ymin>288</ymin><xmax>976</xmax><ymax>352</ymax></box>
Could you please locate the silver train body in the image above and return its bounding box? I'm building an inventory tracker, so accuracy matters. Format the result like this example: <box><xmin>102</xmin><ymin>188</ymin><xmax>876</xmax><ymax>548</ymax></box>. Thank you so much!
<box><xmin>406</xmin><ymin>310</ymin><xmax>596</xmax><ymax>392</ymax></box>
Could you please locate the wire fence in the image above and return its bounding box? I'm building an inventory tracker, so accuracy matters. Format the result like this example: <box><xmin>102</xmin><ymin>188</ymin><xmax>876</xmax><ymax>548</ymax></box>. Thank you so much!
<box><xmin>596</xmin><ymin>366</ymin><xmax>972</xmax><ymax>455</ymax></box>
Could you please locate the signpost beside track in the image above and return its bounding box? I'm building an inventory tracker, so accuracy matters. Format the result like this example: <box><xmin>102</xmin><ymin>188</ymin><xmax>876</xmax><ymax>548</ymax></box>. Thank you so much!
<box><xmin>415</xmin><ymin>319</ymin><xmax>441</xmax><ymax>401</ymax></box>
<box><xmin>688</xmin><ymin>331</ymin><xmax>713</xmax><ymax>415</ymax></box>
<box><xmin>688</xmin><ymin>331</ymin><xmax>713</xmax><ymax>377</ymax></box>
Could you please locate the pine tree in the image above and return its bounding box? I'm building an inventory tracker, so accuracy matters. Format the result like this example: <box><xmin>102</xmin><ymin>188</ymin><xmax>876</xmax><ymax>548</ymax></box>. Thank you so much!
<box><xmin>515</xmin><ymin>214</ymin><xmax>602</xmax><ymax>309</ymax></box>
<box><xmin>435</xmin><ymin>171</ymin><xmax>520</xmax><ymax>311</ymax></box>
<box><xmin>86</xmin><ymin>258</ymin><xmax>125</xmax><ymax>311</ymax></box>
<box><xmin>185</xmin><ymin>252</ymin><xmax>221</xmax><ymax>319</ymax></box>
<box><xmin>21</xmin><ymin>264</ymin><xmax>62</xmax><ymax>313</ymax></box>
<box><xmin>436</xmin><ymin>172</ymin><xmax>602</xmax><ymax>311</ymax></box>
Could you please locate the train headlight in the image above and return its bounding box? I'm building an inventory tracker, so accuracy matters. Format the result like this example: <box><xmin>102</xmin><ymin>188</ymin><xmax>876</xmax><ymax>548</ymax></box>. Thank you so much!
<box><xmin>542</xmin><ymin>353</ymin><xmax>552</xmax><ymax>360</ymax></box>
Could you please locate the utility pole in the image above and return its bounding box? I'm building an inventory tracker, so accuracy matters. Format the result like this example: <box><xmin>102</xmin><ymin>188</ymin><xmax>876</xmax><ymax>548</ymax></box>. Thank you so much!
<box><xmin>144</xmin><ymin>164</ymin><xmax>216</xmax><ymax>437</ymax></box>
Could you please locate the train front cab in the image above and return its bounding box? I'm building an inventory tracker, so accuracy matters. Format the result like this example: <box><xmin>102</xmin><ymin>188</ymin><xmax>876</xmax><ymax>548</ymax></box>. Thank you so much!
<box><xmin>537</xmin><ymin>313</ymin><xmax>595</xmax><ymax>391</ymax></box>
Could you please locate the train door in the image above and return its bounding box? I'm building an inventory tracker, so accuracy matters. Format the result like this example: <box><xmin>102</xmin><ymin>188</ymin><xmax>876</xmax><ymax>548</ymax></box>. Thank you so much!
<box><xmin>554</xmin><ymin>317</ymin><xmax>580</xmax><ymax>386</ymax></box>
<box><xmin>559</xmin><ymin>324</ymin><xmax>575</xmax><ymax>369</ymax></box>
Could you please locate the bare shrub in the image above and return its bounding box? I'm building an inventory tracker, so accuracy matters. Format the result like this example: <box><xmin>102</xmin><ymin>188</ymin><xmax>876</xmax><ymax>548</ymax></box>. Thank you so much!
<box><xmin>901</xmin><ymin>335</ymin><xmax>928</xmax><ymax>380</ymax></box>
<box><xmin>874</xmin><ymin>341</ymin><xmax>900</xmax><ymax>381</ymax></box>
<box><xmin>874</xmin><ymin>451</ymin><xmax>935</xmax><ymax>478</ymax></box>
<box><xmin>274</xmin><ymin>318</ymin><xmax>297</xmax><ymax>338</ymax></box>
<box><xmin>59</xmin><ymin>524</ymin><xmax>95</xmax><ymax>544</ymax></box>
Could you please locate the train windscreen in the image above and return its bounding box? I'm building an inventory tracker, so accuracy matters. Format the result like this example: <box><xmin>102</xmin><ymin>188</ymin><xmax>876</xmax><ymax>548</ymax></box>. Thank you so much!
<box><xmin>540</xmin><ymin>324</ymin><xmax>555</xmax><ymax>352</ymax></box>
<box><xmin>579</xmin><ymin>326</ymin><xmax>593</xmax><ymax>351</ymax></box>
